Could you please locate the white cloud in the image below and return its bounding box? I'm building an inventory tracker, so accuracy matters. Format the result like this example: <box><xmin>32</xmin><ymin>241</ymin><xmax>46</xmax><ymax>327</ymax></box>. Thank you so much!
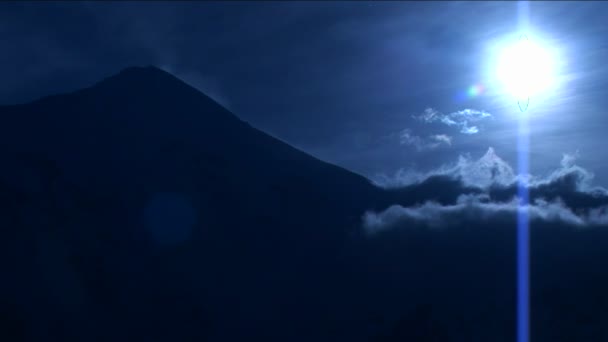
<box><xmin>430</xmin><ymin>134</ymin><xmax>452</xmax><ymax>146</ymax></box>
<box><xmin>374</xmin><ymin>147</ymin><xmax>516</xmax><ymax>189</ymax></box>
<box><xmin>449</xmin><ymin>108</ymin><xmax>492</xmax><ymax>122</ymax></box>
<box><xmin>460</xmin><ymin>125</ymin><xmax>479</xmax><ymax>134</ymax></box>
<box><xmin>560</xmin><ymin>150</ymin><xmax>580</xmax><ymax>168</ymax></box>
<box><xmin>398</xmin><ymin>129</ymin><xmax>424</xmax><ymax>149</ymax></box>
<box><xmin>413</xmin><ymin>107</ymin><xmax>492</xmax><ymax>134</ymax></box>
<box><xmin>417</xmin><ymin>107</ymin><xmax>442</xmax><ymax>123</ymax></box>
<box><xmin>398</xmin><ymin>129</ymin><xmax>451</xmax><ymax>152</ymax></box>
<box><xmin>366</xmin><ymin>148</ymin><xmax>608</xmax><ymax>233</ymax></box>
<box><xmin>362</xmin><ymin>195</ymin><xmax>593</xmax><ymax>235</ymax></box>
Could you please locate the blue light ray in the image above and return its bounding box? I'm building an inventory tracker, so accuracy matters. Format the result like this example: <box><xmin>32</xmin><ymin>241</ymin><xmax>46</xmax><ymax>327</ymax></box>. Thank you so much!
<box><xmin>517</xmin><ymin>114</ymin><xmax>530</xmax><ymax>342</ymax></box>
<box><xmin>517</xmin><ymin>2</ymin><xmax>531</xmax><ymax>342</ymax></box>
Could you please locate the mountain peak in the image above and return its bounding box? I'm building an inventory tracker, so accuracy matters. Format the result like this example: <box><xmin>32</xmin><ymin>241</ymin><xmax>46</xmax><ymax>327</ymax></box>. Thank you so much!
<box><xmin>95</xmin><ymin>65</ymin><xmax>189</xmax><ymax>91</ymax></box>
<box><xmin>118</xmin><ymin>65</ymin><xmax>165</xmax><ymax>74</ymax></box>
<box><xmin>19</xmin><ymin>65</ymin><xmax>219</xmax><ymax>112</ymax></box>
<box><xmin>67</xmin><ymin>65</ymin><xmax>243</xmax><ymax>123</ymax></box>
<box><xmin>110</xmin><ymin>65</ymin><xmax>177</xmax><ymax>81</ymax></box>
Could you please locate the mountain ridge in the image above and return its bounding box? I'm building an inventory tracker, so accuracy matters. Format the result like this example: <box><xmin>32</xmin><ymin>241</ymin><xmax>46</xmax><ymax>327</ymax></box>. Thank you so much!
<box><xmin>7</xmin><ymin>68</ymin><xmax>372</xmax><ymax>176</ymax></box>
<box><xmin>0</xmin><ymin>66</ymin><xmax>380</xmax><ymax>198</ymax></box>
<box><xmin>0</xmin><ymin>66</ymin><xmax>398</xmax><ymax>341</ymax></box>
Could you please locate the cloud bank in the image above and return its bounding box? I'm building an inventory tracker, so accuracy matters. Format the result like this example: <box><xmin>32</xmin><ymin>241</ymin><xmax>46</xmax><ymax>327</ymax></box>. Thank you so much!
<box><xmin>366</xmin><ymin>149</ymin><xmax>608</xmax><ymax>233</ymax></box>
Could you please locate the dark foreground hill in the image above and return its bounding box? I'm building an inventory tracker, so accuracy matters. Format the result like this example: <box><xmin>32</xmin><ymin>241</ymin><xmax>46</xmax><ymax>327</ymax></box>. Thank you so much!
<box><xmin>0</xmin><ymin>66</ymin><xmax>388</xmax><ymax>342</ymax></box>
<box><xmin>1</xmin><ymin>66</ymin><xmax>608</xmax><ymax>341</ymax></box>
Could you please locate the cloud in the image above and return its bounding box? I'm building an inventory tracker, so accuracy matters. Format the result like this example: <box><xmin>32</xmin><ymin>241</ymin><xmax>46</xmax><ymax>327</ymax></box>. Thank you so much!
<box><xmin>363</xmin><ymin>195</ymin><xmax>596</xmax><ymax>234</ymax></box>
<box><xmin>398</xmin><ymin>129</ymin><xmax>451</xmax><ymax>152</ymax></box>
<box><xmin>413</xmin><ymin>107</ymin><xmax>492</xmax><ymax>134</ymax></box>
<box><xmin>460</xmin><ymin>126</ymin><xmax>479</xmax><ymax>134</ymax></box>
<box><xmin>366</xmin><ymin>148</ymin><xmax>608</xmax><ymax>233</ymax></box>
<box><xmin>430</xmin><ymin>134</ymin><xmax>452</xmax><ymax>146</ymax></box>
<box><xmin>415</xmin><ymin>108</ymin><xmax>443</xmax><ymax>123</ymax></box>
<box><xmin>362</xmin><ymin>148</ymin><xmax>608</xmax><ymax>340</ymax></box>
<box><xmin>374</xmin><ymin>147</ymin><xmax>515</xmax><ymax>189</ymax></box>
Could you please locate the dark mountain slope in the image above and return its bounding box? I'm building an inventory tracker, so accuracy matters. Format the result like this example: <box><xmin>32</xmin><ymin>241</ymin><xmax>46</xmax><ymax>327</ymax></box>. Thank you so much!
<box><xmin>0</xmin><ymin>66</ymin><xmax>394</xmax><ymax>342</ymax></box>
<box><xmin>0</xmin><ymin>66</ymin><xmax>383</xmax><ymax>207</ymax></box>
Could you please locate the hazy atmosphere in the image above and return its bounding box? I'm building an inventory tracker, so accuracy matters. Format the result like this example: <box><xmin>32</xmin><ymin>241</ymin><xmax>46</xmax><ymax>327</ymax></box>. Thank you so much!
<box><xmin>2</xmin><ymin>2</ymin><xmax>608</xmax><ymax>341</ymax></box>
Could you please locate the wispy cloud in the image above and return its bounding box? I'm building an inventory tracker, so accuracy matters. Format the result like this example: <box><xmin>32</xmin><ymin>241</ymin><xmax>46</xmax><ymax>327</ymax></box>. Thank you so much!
<box><xmin>430</xmin><ymin>134</ymin><xmax>452</xmax><ymax>146</ymax></box>
<box><xmin>398</xmin><ymin>129</ymin><xmax>451</xmax><ymax>151</ymax></box>
<box><xmin>413</xmin><ymin>108</ymin><xmax>492</xmax><ymax>134</ymax></box>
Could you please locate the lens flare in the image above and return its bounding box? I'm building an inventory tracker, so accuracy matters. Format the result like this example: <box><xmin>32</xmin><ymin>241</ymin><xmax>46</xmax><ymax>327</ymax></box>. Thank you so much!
<box><xmin>467</xmin><ymin>83</ymin><xmax>485</xmax><ymax>97</ymax></box>
<box><xmin>456</xmin><ymin>83</ymin><xmax>486</xmax><ymax>103</ymax></box>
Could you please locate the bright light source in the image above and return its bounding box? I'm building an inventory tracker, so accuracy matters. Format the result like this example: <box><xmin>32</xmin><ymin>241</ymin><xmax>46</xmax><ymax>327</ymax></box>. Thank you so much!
<box><xmin>486</xmin><ymin>33</ymin><xmax>562</xmax><ymax>112</ymax></box>
<box><xmin>496</xmin><ymin>35</ymin><xmax>556</xmax><ymax>99</ymax></box>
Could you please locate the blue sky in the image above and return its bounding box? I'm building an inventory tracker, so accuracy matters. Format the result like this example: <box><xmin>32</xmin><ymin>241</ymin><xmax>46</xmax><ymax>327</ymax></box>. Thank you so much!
<box><xmin>2</xmin><ymin>1</ymin><xmax>608</xmax><ymax>185</ymax></box>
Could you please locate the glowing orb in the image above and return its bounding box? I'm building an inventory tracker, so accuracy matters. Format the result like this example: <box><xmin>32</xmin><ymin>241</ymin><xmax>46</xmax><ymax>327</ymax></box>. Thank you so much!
<box><xmin>493</xmin><ymin>34</ymin><xmax>559</xmax><ymax>112</ymax></box>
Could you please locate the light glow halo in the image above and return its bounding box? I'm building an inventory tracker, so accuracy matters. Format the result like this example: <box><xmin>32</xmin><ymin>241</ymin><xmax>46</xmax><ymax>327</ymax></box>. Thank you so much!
<box><xmin>490</xmin><ymin>33</ymin><xmax>560</xmax><ymax>112</ymax></box>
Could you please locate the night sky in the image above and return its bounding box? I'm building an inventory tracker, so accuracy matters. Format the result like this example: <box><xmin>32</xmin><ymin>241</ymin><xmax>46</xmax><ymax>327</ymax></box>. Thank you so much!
<box><xmin>5</xmin><ymin>2</ymin><xmax>608</xmax><ymax>341</ymax></box>
<box><xmin>2</xmin><ymin>1</ymin><xmax>608</xmax><ymax>184</ymax></box>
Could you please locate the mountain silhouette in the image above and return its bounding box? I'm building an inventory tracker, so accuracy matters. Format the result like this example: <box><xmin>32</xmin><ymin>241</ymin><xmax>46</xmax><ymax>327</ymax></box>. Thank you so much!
<box><xmin>0</xmin><ymin>66</ymin><xmax>413</xmax><ymax>342</ymax></box>
<box><xmin>6</xmin><ymin>66</ymin><xmax>608</xmax><ymax>342</ymax></box>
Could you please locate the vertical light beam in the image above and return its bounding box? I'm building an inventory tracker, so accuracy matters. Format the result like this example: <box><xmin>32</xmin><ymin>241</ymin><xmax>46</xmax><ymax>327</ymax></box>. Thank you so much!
<box><xmin>517</xmin><ymin>2</ymin><xmax>531</xmax><ymax>342</ymax></box>
<box><xmin>517</xmin><ymin>114</ymin><xmax>530</xmax><ymax>342</ymax></box>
